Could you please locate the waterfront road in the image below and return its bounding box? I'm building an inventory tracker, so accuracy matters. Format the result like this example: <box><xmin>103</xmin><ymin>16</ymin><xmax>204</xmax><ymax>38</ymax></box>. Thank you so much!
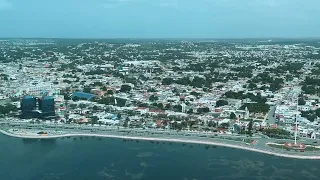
<box><xmin>2</xmin><ymin>121</ymin><xmax>320</xmax><ymax>158</ymax></box>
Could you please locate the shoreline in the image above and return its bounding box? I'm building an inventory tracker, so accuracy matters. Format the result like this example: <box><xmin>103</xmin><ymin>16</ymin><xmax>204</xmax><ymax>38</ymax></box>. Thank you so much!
<box><xmin>1</xmin><ymin>129</ymin><xmax>320</xmax><ymax>160</ymax></box>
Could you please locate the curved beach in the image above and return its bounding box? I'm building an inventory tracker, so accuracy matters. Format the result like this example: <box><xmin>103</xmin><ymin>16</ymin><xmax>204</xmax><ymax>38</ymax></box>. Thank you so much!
<box><xmin>1</xmin><ymin>129</ymin><xmax>320</xmax><ymax>160</ymax></box>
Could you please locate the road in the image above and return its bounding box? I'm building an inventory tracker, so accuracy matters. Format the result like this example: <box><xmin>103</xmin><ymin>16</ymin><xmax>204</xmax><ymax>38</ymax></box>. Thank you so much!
<box><xmin>266</xmin><ymin>105</ymin><xmax>277</xmax><ymax>124</ymax></box>
<box><xmin>2</xmin><ymin>120</ymin><xmax>320</xmax><ymax>157</ymax></box>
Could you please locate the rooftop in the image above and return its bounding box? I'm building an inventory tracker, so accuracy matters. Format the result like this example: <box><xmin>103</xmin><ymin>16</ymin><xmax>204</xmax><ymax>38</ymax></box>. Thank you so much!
<box><xmin>72</xmin><ymin>92</ymin><xmax>95</xmax><ymax>100</ymax></box>
<box><xmin>23</xmin><ymin>96</ymin><xmax>34</xmax><ymax>99</ymax></box>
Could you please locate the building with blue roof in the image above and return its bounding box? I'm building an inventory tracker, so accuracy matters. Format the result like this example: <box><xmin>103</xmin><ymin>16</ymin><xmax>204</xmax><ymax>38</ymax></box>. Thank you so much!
<box><xmin>72</xmin><ymin>92</ymin><xmax>95</xmax><ymax>100</ymax></box>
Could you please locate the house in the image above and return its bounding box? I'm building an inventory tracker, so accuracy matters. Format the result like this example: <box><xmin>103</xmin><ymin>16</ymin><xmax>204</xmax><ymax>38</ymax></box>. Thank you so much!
<box><xmin>91</xmin><ymin>89</ymin><xmax>104</xmax><ymax>97</ymax></box>
<box><xmin>298</xmin><ymin>105</ymin><xmax>311</xmax><ymax>112</ymax></box>
<box><xmin>135</xmin><ymin>107</ymin><xmax>149</xmax><ymax>115</ymax></box>
<box><xmin>148</xmin><ymin>109</ymin><xmax>166</xmax><ymax>116</ymax></box>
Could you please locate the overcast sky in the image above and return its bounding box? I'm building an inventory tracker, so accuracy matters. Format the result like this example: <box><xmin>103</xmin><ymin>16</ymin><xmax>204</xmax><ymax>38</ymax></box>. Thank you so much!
<box><xmin>0</xmin><ymin>0</ymin><xmax>319</xmax><ymax>38</ymax></box>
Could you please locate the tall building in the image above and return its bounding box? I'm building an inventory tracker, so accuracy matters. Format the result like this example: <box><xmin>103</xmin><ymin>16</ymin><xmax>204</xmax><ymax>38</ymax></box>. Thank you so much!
<box><xmin>39</xmin><ymin>96</ymin><xmax>55</xmax><ymax>117</ymax></box>
<box><xmin>21</xmin><ymin>96</ymin><xmax>37</xmax><ymax>118</ymax></box>
<box><xmin>20</xmin><ymin>95</ymin><xmax>56</xmax><ymax>119</ymax></box>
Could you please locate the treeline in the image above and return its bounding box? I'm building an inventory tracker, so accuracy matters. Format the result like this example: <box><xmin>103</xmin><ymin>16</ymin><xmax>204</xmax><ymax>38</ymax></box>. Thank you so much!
<box><xmin>248</xmin><ymin>72</ymin><xmax>284</xmax><ymax>92</ymax></box>
<box><xmin>301</xmin><ymin>76</ymin><xmax>320</xmax><ymax>95</ymax></box>
<box><xmin>94</xmin><ymin>96</ymin><xmax>127</xmax><ymax>107</ymax></box>
<box><xmin>266</xmin><ymin>62</ymin><xmax>304</xmax><ymax>75</ymax></box>
<box><xmin>263</xmin><ymin>128</ymin><xmax>292</xmax><ymax>139</ymax></box>
<box><xmin>240</xmin><ymin>103</ymin><xmax>270</xmax><ymax>113</ymax></box>
<box><xmin>223</xmin><ymin>91</ymin><xmax>267</xmax><ymax>103</ymax></box>
<box><xmin>162</xmin><ymin>76</ymin><xmax>212</xmax><ymax>88</ymax></box>
<box><xmin>0</xmin><ymin>104</ymin><xmax>18</xmax><ymax>114</ymax></box>
<box><xmin>300</xmin><ymin>109</ymin><xmax>320</xmax><ymax>122</ymax></box>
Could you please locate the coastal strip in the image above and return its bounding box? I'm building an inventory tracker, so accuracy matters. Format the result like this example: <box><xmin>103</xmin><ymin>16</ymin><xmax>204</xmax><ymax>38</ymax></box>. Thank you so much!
<box><xmin>1</xmin><ymin>129</ymin><xmax>320</xmax><ymax>160</ymax></box>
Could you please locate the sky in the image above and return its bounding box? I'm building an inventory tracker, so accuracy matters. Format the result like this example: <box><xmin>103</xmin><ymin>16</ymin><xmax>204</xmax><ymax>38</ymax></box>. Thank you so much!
<box><xmin>0</xmin><ymin>0</ymin><xmax>320</xmax><ymax>38</ymax></box>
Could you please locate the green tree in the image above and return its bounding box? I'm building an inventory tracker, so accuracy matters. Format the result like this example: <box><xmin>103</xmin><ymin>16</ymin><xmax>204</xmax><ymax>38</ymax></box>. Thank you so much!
<box><xmin>106</xmin><ymin>90</ymin><xmax>114</xmax><ymax>95</ymax></box>
<box><xmin>174</xmin><ymin>105</ymin><xmax>182</xmax><ymax>112</ymax></box>
<box><xmin>190</xmin><ymin>91</ymin><xmax>201</xmax><ymax>97</ymax></box>
<box><xmin>298</xmin><ymin>98</ymin><xmax>306</xmax><ymax>105</ymax></box>
<box><xmin>162</xmin><ymin>78</ymin><xmax>174</xmax><ymax>85</ymax></box>
<box><xmin>230</xmin><ymin>112</ymin><xmax>237</xmax><ymax>120</ymax></box>
<box><xmin>165</xmin><ymin>103</ymin><xmax>171</xmax><ymax>110</ymax></box>
<box><xmin>69</xmin><ymin>104</ymin><xmax>77</xmax><ymax>109</ymax></box>
<box><xmin>124</xmin><ymin>117</ymin><xmax>130</xmax><ymax>127</ymax></box>
<box><xmin>220</xmin><ymin>123</ymin><xmax>230</xmax><ymax>129</ymax></box>
<box><xmin>248</xmin><ymin>120</ymin><xmax>253</xmax><ymax>136</ymax></box>
<box><xmin>72</xmin><ymin>96</ymin><xmax>80</xmax><ymax>102</ymax></box>
<box><xmin>187</xmin><ymin>109</ymin><xmax>193</xmax><ymax>114</ymax></box>
<box><xmin>240</xmin><ymin>103</ymin><xmax>270</xmax><ymax>113</ymax></box>
<box><xmin>208</xmin><ymin>121</ymin><xmax>214</xmax><ymax>127</ymax></box>
<box><xmin>147</xmin><ymin>88</ymin><xmax>156</xmax><ymax>92</ymax></box>
<box><xmin>83</xmin><ymin>87</ymin><xmax>92</xmax><ymax>93</ymax></box>
<box><xmin>157</xmin><ymin>103</ymin><xmax>164</xmax><ymax>109</ymax></box>
<box><xmin>0</xmin><ymin>104</ymin><xmax>18</xmax><ymax>114</ymax></box>
<box><xmin>120</xmin><ymin>84</ymin><xmax>132</xmax><ymax>92</ymax></box>
<box><xmin>91</xmin><ymin>116</ymin><xmax>99</xmax><ymax>124</ymax></box>
<box><xmin>216</xmin><ymin>100</ymin><xmax>228</xmax><ymax>107</ymax></box>
<box><xmin>197</xmin><ymin>107</ymin><xmax>210</xmax><ymax>113</ymax></box>
<box><xmin>63</xmin><ymin>94</ymin><xmax>71</xmax><ymax>100</ymax></box>
<box><xmin>149</xmin><ymin>95</ymin><xmax>159</xmax><ymax>102</ymax></box>
<box><xmin>248</xmin><ymin>82</ymin><xmax>257</xmax><ymax>90</ymax></box>
<box><xmin>92</xmin><ymin>105</ymin><xmax>99</xmax><ymax>111</ymax></box>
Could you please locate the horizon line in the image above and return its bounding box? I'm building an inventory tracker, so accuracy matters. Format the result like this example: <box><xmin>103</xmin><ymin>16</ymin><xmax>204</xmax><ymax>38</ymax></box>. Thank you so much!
<box><xmin>1</xmin><ymin>37</ymin><xmax>320</xmax><ymax>40</ymax></box>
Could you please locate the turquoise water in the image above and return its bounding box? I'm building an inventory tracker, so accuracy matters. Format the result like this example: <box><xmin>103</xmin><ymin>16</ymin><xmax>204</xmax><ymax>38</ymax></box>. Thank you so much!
<box><xmin>1</xmin><ymin>134</ymin><xmax>320</xmax><ymax>180</ymax></box>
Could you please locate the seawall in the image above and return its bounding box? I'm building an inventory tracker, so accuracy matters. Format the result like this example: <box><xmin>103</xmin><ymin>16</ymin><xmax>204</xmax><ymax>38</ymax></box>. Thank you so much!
<box><xmin>1</xmin><ymin>129</ymin><xmax>320</xmax><ymax>160</ymax></box>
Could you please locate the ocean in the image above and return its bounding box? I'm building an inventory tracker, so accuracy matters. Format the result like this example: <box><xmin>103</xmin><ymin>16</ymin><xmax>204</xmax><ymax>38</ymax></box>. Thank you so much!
<box><xmin>0</xmin><ymin>134</ymin><xmax>320</xmax><ymax>180</ymax></box>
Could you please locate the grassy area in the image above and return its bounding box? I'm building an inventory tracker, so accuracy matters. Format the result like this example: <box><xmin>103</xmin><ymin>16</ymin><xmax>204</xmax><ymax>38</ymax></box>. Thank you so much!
<box><xmin>267</xmin><ymin>143</ymin><xmax>320</xmax><ymax>152</ymax></box>
<box><xmin>219</xmin><ymin>136</ymin><xmax>254</xmax><ymax>143</ymax></box>
<box><xmin>274</xmin><ymin>140</ymin><xmax>320</xmax><ymax>146</ymax></box>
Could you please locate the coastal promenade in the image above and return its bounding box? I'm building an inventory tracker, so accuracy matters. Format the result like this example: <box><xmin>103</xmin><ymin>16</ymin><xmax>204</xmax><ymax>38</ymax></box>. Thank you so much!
<box><xmin>2</xmin><ymin>128</ymin><xmax>320</xmax><ymax>160</ymax></box>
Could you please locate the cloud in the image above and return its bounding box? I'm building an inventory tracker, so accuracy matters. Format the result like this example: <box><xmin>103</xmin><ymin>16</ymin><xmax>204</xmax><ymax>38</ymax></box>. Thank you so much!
<box><xmin>159</xmin><ymin>1</ymin><xmax>179</xmax><ymax>8</ymax></box>
<box><xmin>101</xmin><ymin>0</ymin><xmax>142</xmax><ymax>9</ymax></box>
<box><xmin>0</xmin><ymin>0</ymin><xmax>12</xmax><ymax>10</ymax></box>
